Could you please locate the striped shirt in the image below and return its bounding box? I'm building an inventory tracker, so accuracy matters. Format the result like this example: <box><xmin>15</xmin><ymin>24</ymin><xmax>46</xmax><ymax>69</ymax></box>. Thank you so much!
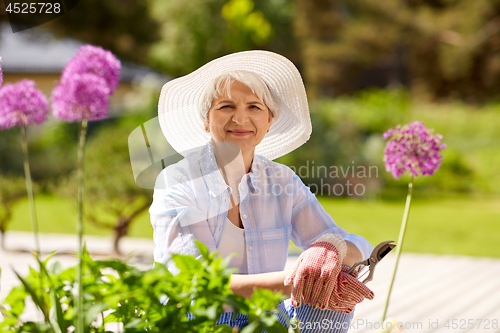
<box><xmin>149</xmin><ymin>142</ymin><xmax>373</xmax><ymax>274</ymax></box>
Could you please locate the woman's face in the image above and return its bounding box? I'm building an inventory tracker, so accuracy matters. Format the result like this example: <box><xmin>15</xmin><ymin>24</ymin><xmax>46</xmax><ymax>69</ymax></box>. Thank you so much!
<box><xmin>206</xmin><ymin>81</ymin><xmax>273</xmax><ymax>155</ymax></box>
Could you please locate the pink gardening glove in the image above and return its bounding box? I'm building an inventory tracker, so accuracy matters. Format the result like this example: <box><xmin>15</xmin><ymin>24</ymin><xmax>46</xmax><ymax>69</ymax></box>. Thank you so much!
<box><xmin>284</xmin><ymin>234</ymin><xmax>347</xmax><ymax>309</ymax></box>
<box><xmin>326</xmin><ymin>265</ymin><xmax>374</xmax><ymax>313</ymax></box>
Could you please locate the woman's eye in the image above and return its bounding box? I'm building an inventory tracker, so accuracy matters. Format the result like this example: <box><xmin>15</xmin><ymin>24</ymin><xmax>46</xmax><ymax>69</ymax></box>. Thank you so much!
<box><xmin>250</xmin><ymin>105</ymin><xmax>261</xmax><ymax>110</ymax></box>
<box><xmin>219</xmin><ymin>105</ymin><xmax>232</xmax><ymax>109</ymax></box>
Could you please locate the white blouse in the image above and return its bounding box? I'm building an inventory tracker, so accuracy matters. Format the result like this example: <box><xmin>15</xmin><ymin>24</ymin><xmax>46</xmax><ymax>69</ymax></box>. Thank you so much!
<box><xmin>150</xmin><ymin>143</ymin><xmax>373</xmax><ymax>274</ymax></box>
<box><xmin>217</xmin><ymin>218</ymin><xmax>248</xmax><ymax>274</ymax></box>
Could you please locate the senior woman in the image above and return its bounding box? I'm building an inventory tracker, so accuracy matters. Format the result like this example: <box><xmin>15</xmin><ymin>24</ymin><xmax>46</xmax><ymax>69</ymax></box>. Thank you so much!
<box><xmin>150</xmin><ymin>50</ymin><xmax>374</xmax><ymax>332</ymax></box>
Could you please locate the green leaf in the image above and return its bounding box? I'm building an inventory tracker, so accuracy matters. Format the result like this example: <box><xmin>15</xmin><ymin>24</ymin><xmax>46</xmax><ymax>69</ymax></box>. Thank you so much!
<box><xmin>171</xmin><ymin>254</ymin><xmax>202</xmax><ymax>273</ymax></box>
<box><xmin>240</xmin><ymin>320</ymin><xmax>261</xmax><ymax>333</ymax></box>
<box><xmin>205</xmin><ymin>304</ymin><xmax>218</xmax><ymax>320</ymax></box>
<box><xmin>123</xmin><ymin>318</ymin><xmax>143</xmax><ymax>329</ymax></box>
<box><xmin>258</xmin><ymin>315</ymin><xmax>279</xmax><ymax>328</ymax></box>
<box><xmin>49</xmin><ymin>261</ymin><xmax>64</xmax><ymax>276</ymax></box>
<box><xmin>4</xmin><ymin>286</ymin><xmax>28</xmax><ymax>318</ymax></box>
<box><xmin>41</xmin><ymin>250</ymin><xmax>58</xmax><ymax>266</ymax></box>
<box><xmin>13</xmin><ymin>269</ymin><xmax>49</xmax><ymax>321</ymax></box>
<box><xmin>214</xmin><ymin>325</ymin><xmax>234</xmax><ymax>333</ymax></box>
<box><xmin>103</xmin><ymin>311</ymin><xmax>120</xmax><ymax>324</ymax></box>
<box><xmin>94</xmin><ymin>259</ymin><xmax>137</xmax><ymax>275</ymax></box>
<box><xmin>251</xmin><ymin>288</ymin><xmax>286</xmax><ymax>310</ymax></box>
<box><xmin>85</xmin><ymin>303</ymin><xmax>110</xmax><ymax>326</ymax></box>
<box><xmin>194</xmin><ymin>240</ymin><xmax>209</xmax><ymax>259</ymax></box>
<box><xmin>50</xmin><ymin>288</ymin><xmax>66</xmax><ymax>333</ymax></box>
<box><xmin>0</xmin><ymin>303</ymin><xmax>19</xmax><ymax>328</ymax></box>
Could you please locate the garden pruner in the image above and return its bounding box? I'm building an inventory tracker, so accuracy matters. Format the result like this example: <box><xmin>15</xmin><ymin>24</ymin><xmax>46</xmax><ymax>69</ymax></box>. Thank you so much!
<box><xmin>347</xmin><ymin>240</ymin><xmax>396</xmax><ymax>284</ymax></box>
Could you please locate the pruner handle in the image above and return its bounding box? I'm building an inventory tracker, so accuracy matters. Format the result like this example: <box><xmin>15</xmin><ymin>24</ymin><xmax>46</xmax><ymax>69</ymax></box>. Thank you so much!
<box><xmin>345</xmin><ymin>240</ymin><xmax>396</xmax><ymax>284</ymax></box>
<box><xmin>346</xmin><ymin>259</ymin><xmax>368</xmax><ymax>275</ymax></box>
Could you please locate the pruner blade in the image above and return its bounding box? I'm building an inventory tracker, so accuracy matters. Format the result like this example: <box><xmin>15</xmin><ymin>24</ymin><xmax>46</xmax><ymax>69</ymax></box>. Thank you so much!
<box><xmin>346</xmin><ymin>240</ymin><xmax>396</xmax><ymax>284</ymax></box>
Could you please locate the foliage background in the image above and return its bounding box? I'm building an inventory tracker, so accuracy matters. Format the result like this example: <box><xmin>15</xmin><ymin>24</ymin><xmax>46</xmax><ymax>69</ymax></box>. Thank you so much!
<box><xmin>0</xmin><ymin>0</ymin><xmax>499</xmax><ymax>257</ymax></box>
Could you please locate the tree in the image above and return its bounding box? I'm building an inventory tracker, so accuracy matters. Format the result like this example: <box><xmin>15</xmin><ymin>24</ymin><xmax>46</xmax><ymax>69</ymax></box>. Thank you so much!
<box><xmin>43</xmin><ymin>0</ymin><xmax>160</xmax><ymax>67</ymax></box>
<box><xmin>59</xmin><ymin>123</ymin><xmax>152</xmax><ymax>254</ymax></box>
<box><xmin>86</xmin><ymin>124</ymin><xmax>152</xmax><ymax>254</ymax></box>
<box><xmin>147</xmin><ymin>0</ymin><xmax>296</xmax><ymax>77</ymax></box>
<box><xmin>2</xmin><ymin>0</ymin><xmax>296</xmax><ymax>77</ymax></box>
<box><xmin>294</xmin><ymin>0</ymin><xmax>500</xmax><ymax>101</ymax></box>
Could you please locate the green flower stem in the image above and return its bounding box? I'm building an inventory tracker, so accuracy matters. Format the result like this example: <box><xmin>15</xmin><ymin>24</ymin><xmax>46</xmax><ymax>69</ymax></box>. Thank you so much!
<box><xmin>76</xmin><ymin>118</ymin><xmax>88</xmax><ymax>333</ymax></box>
<box><xmin>381</xmin><ymin>176</ymin><xmax>414</xmax><ymax>322</ymax></box>
<box><xmin>20</xmin><ymin>124</ymin><xmax>40</xmax><ymax>254</ymax></box>
<box><xmin>20</xmin><ymin>124</ymin><xmax>48</xmax><ymax>321</ymax></box>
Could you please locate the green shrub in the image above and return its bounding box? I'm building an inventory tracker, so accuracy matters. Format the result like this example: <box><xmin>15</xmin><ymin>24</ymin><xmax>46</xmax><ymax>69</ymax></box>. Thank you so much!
<box><xmin>0</xmin><ymin>242</ymin><xmax>297</xmax><ymax>333</ymax></box>
<box><xmin>276</xmin><ymin>88</ymin><xmax>498</xmax><ymax>199</ymax></box>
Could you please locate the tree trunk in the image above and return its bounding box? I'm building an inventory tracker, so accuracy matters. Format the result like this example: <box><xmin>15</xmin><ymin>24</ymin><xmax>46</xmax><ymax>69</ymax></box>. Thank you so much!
<box><xmin>113</xmin><ymin>217</ymin><xmax>131</xmax><ymax>255</ymax></box>
<box><xmin>0</xmin><ymin>207</ymin><xmax>12</xmax><ymax>251</ymax></box>
<box><xmin>0</xmin><ymin>228</ymin><xmax>5</xmax><ymax>251</ymax></box>
<box><xmin>111</xmin><ymin>201</ymin><xmax>152</xmax><ymax>255</ymax></box>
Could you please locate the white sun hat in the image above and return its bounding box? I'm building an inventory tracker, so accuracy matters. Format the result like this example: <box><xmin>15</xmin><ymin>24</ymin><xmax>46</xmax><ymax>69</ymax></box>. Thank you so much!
<box><xmin>157</xmin><ymin>50</ymin><xmax>312</xmax><ymax>160</ymax></box>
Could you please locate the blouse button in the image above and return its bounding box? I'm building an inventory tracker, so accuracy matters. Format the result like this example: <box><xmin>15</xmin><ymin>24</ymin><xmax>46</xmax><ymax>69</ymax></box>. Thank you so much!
<box><xmin>248</xmin><ymin>246</ymin><xmax>253</xmax><ymax>251</ymax></box>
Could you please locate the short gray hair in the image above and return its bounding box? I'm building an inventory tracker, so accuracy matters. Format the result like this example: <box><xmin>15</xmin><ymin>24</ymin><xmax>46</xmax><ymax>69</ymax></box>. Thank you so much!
<box><xmin>199</xmin><ymin>71</ymin><xmax>279</xmax><ymax>123</ymax></box>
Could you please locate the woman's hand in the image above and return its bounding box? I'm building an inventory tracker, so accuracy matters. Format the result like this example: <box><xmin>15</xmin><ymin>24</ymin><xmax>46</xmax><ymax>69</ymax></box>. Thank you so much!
<box><xmin>343</xmin><ymin>240</ymin><xmax>363</xmax><ymax>268</ymax></box>
<box><xmin>225</xmin><ymin>270</ymin><xmax>292</xmax><ymax>312</ymax></box>
<box><xmin>229</xmin><ymin>270</ymin><xmax>292</xmax><ymax>300</ymax></box>
<box><xmin>228</xmin><ymin>237</ymin><xmax>371</xmax><ymax>313</ymax></box>
<box><xmin>284</xmin><ymin>234</ymin><xmax>346</xmax><ymax>309</ymax></box>
<box><xmin>326</xmin><ymin>265</ymin><xmax>374</xmax><ymax>313</ymax></box>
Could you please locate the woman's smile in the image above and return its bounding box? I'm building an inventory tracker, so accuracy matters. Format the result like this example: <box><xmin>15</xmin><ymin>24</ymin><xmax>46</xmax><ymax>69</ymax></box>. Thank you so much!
<box><xmin>227</xmin><ymin>129</ymin><xmax>253</xmax><ymax>136</ymax></box>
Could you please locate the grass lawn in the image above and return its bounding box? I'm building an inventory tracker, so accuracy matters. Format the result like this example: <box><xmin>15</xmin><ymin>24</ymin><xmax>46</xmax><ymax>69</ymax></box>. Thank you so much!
<box><xmin>7</xmin><ymin>195</ymin><xmax>154</xmax><ymax>239</ymax></box>
<box><xmin>316</xmin><ymin>195</ymin><xmax>500</xmax><ymax>257</ymax></box>
<box><xmin>7</xmin><ymin>194</ymin><xmax>500</xmax><ymax>258</ymax></box>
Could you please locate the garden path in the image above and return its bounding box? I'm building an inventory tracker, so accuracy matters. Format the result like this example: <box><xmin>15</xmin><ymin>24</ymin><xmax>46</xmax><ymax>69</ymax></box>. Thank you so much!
<box><xmin>1</xmin><ymin>232</ymin><xmax>499</xmax><ymax>333</ymax></box>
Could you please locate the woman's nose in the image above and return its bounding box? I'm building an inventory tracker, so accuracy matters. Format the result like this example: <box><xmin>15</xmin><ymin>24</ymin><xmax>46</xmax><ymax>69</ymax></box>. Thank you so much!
<box><xmin>232</xmin><ymin>107</ymin><xmax>248</xmax><ymax>125</ymax></box>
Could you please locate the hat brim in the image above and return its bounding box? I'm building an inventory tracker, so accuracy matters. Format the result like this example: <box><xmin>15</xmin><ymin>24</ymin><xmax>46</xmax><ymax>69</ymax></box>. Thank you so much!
<box><xmin>158</xmin><ymin>50</ymin><xmax>311</xmax><ymax>160</ymax></box>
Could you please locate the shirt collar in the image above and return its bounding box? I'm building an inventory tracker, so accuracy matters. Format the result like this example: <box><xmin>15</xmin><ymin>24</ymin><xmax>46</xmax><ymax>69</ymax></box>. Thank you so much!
<box><xmin>201</xmin><ymin>142</ymin><xmax>264</xmax><ymax>196</ymax></box>
<box><xmin>200</xmin><ymin>142</ymin><xmax>228</xmax><ymax>197</ymax></box>
<box><xmin>247</xmin><ymin>155</ymin><xmax>264</xmax><ymax>190</ymax></box>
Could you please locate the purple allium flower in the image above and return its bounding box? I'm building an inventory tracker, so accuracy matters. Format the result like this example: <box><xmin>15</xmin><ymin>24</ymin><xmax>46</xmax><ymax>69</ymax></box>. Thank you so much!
<box><xmin>61</xmin><ymin>45</ymin><xmax>121</xmax><ymax>93</ymax></box>
<box><xmin>383</xmin><ymin>121</ymin><xmax>447</xmax><ymax>179</ymax></box>
<box><xmin>0</xmin><ymin>80</ymin><xmax>49</xmax><ymax>130</ymax></box>
<box><xmin>52</xmin><ymin>73</ymin><xmax>110</xmax><ymax>122</ymax></box>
